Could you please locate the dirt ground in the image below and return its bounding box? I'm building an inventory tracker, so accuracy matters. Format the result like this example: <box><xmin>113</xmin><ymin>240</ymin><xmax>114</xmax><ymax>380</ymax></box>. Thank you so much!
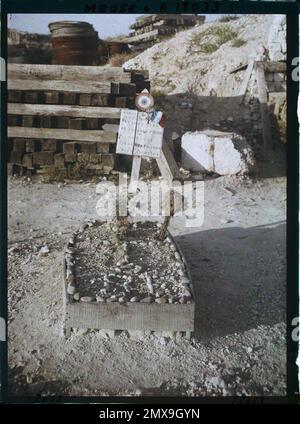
<box><xmin>7</xmin><ymin>163</ymin><xmax>286</xmax><ymax>397</ymax></box>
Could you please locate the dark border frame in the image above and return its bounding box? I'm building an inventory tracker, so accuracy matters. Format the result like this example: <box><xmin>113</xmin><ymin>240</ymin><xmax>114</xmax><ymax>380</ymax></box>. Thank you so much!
<box><xmin>0</xmin><ymin>0</ymin><xmax>299</xmax><ymax>405</ymax></box>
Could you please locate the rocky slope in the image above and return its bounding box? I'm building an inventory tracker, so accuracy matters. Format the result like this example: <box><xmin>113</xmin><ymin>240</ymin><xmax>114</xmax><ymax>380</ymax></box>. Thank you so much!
<box><xmin>124</xmin><ymin>15</ymin><xmax>276</xmax><ymax>97</ymax></box>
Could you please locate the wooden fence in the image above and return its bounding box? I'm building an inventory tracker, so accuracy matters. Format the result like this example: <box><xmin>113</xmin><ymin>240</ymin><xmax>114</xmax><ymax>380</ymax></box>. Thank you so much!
<box><xmin>7</xmin><ymin>64</ymin><xmax>149</xmax><ymax>177</ymax></box>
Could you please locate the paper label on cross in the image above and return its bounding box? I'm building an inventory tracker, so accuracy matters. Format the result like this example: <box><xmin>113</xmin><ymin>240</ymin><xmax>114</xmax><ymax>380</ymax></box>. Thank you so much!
<box><xmin>116</xmin><ymin>109</ymin><xmax>164</xmax><ymax>159</ymax></box>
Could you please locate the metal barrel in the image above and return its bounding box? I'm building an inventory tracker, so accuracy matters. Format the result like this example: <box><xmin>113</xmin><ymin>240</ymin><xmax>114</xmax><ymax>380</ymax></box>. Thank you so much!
<box><xmin>48</xmin><ymin>21</ymin><xmax>100</xmax><ymax>65</ymax></box>
<box><xmin>106</xmin><ymin>41</ymin><xmax>130</xmax><ymax>57</ymax></box>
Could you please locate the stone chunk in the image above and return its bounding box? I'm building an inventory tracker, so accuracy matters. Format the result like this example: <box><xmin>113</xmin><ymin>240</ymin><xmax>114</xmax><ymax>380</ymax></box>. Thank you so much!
<box><xmin>182</xmin><ymin>130</ymin><xmax>255</xmax><ymax>175</ymax></box>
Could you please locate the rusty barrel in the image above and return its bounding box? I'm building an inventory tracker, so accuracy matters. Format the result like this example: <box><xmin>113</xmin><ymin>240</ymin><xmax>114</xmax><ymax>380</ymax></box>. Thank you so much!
<box><xmin>49</xmin><ymin>21</ymin><xmax>99</xmax><ymax>65</ymax></box>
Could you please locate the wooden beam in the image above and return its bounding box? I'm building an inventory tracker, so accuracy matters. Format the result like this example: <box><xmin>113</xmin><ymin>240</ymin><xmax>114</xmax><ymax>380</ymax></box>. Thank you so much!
<box><xmin>156</xmin><ymin>141</ymin><xmax>180</xmax><ymax>184</ymax></box>
<box><xmin>255</xmin><ymin>63</ymin><xmax>272</xmax><ymax>148</ymax></box>
<box><xmin>230</xmin><ymin>61</ymin><xmax>248</xmax><ymax>74</ymax></box>
<box><xmin>257</xmin><ymin>61</ymin><xmax>286</xmax><ymax>73</ymax></box>
<box><xmin>8</xmin><ymin>103</ymin><xmax>121</xmax><ymax>120</ymax></box>
<box><xmin>8</xmin><ymin>64</ymin><xmax>132</xmax><ymax>82</ymax></box>
<box><xmin>125</xmin><ymin>27</ymin><xmax>175</xmax><ymax>45</ymax></box>
<box><xmin>8</xmin><ymin>127</ymin><xmax>117</xmax><ymax>143</ymax></box>
<box><xmin>66</xmin><ymin>301</ymin><xmax>195</xmax><ymax>332</ymax></box>
<box><xmin>129</xmin><ymin>156</ymin><xmax>142</xmax><ymax>193</ymax></box>
<box><xmin>8</xmin><ymin>79</ymin><xmax>113</xmax><ymax>94</ymax></box>
<box><xmin>237</xmin><ymin>58</ymin><xmax>254</xmax><ymax>104</ymax></box>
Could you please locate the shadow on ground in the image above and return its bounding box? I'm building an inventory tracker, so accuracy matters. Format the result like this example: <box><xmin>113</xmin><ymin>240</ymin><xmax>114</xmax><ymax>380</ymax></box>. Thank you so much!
<box><xmin>174</xmin><ymin>222</ymin><xmax>286</xmax><ymax>341</ymax></box>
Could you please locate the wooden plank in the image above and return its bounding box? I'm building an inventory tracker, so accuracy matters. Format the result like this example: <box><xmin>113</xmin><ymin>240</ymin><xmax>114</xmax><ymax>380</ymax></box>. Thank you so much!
<box><xmin>8</xmin><ymin>103</ymin><xmax>122</xmax><ymax>120</ymax></box>
<box><xmin>66</xmin><ymin>301</ymin><xmax>194</xmax><ymax>332</ymax></box>
<box><xmin>125</xmin><ymin>29</ymin><xmax>160</xmax><ymax>44</ymax></box>
<box><xmin>130</xmin><ymin>14</ymin><xmax>202</xmax><ymax>30</ymax></box>
<box><xmin>156</xmin><ymin>141</ymin><xmax>180</xmax><ymax>184</ymax></box>
<box><xmin>255</xmin><ymin>63</ymin><xmax>272</xmax><ymax>148</ymax></box>
<box><xmin>229</xmin><ymin>61</ymin><xmax>248</xmax><ymax>74</ymax></box>
<box><xmin>8</xmin><ymin>64</ymin><xmax>132</xmax><ymax>82</ymax></box>
<box><xmin>238</xmin><ymin>58</ymin><xmax>254</xmax><ymax>104</ymax></box>
<box><xmin>8</xmin><ymin>79</ymin><xmax>113</xmax><ymax>94</ymax></box>
<box><xmin>8</xmin><ymin>127</ymin><xmax>117</xmax><ymax>143</ymax></box>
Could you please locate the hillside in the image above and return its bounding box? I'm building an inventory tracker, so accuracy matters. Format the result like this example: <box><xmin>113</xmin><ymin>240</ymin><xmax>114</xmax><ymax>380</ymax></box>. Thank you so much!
<box><xmin>124</xmin><ymin>15</ymin><xmax>276</xmax><ymax>97</ymax></box>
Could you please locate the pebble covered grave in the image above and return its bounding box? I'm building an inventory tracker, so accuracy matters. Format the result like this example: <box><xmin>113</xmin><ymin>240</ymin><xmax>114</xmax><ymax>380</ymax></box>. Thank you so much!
<box><xmin>63</xmin><ymin>219</ymin><xmax>195</xmax><ymax>335</ymax></box>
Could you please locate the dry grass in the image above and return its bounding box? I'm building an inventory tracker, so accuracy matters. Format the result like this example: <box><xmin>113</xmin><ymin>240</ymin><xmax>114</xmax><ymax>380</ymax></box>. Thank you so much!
<box><xmin>189</xmin><ymin>25</ymin><xmax>238</xmax><ymax>54</ymax></box>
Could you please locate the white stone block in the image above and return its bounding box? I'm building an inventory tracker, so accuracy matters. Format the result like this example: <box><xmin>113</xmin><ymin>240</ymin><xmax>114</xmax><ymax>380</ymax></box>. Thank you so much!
<box><xmin>181</xmin><ymin>130</ymin><xmax>255</xmax><ymax>176</ymax></box>
<box><xmin>181</xmin><ymin>131</ymin><xmax>214</xmax><ymax>172</ymax></box>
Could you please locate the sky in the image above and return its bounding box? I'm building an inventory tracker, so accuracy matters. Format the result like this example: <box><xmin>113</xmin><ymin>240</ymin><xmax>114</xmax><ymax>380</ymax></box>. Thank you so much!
<box><xmin>8</xmin><ymin>14</ymin><xmax>221</xmax><ymax>38</ymax></box>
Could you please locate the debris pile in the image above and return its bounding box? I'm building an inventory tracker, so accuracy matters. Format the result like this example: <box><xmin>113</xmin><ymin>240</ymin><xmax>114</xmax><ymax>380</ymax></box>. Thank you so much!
<box><xmin>8</xmin><ymin>28</ymin><xmax>52</xmax><ymax>64</ymax></box>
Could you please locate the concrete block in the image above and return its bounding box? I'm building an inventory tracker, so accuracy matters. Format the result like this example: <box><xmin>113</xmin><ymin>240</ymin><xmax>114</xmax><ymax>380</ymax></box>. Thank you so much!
<box><xmin>182</xmin><ymin>131</ymin><xmax>214</xmax><ymax>172</ymax></box>
<box><xmin>182</xmin><ymin>130</ymin><xmax>255</xmax><ymax>175</ymax></box>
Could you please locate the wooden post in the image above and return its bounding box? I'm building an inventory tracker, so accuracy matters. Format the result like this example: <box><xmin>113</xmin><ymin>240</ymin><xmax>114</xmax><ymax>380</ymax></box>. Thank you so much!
<box><xmin>255</xmin><ymin>62</ymin><xmax>272</xmax><ymax>148</ymax></box>
<box><xmin>129</xmin><ymin>156</ymin><xmax>142</xmax><ymax>193</ymax></box>
<box><xmin>238</xmin><ymin>58</ymin><xmax>254</xmax><ymax>104</ymax></box>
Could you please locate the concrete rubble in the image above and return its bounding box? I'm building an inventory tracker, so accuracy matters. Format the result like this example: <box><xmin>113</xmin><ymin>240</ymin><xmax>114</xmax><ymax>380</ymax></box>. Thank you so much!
<box><xmin>181</xmin><ymin>130</ymin><xmax>256</xmax><ymax>175</ymax></box>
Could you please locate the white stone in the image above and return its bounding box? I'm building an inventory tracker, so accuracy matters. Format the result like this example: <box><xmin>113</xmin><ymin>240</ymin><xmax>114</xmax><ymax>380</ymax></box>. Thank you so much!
<box><xmin>39</xmin><ymin>245</ymin><xmax>49</xmax><ymax>255</ymax></box>
<box><xmin>182</xmin><ymin>131</ymin><xmax>214</xmax><ymax>172</ymax></box>
<box><xmin>96</xmin><ymin>295</ymin><xmax>105</xmax><ymax>303</ymax></box>
<box><xmin>73</xmin><ymin>292</ymin><xmax>80</xmax><ymax>301</ymax></box>
<box><xmin>80</xmin><ymin>296</ymin><xmax>94</xmax><ymax>303</ymax></box>
<box><xmin>182</xmin><ymin>130</ymin><xmax>255</xmax><ymax>175</ymax></box>
<box><xmin>67</xmin><ymin>285</ymin><xmax>76</xmax><ymax>295</ymax></box>
<box><xmin>130</xmin><ymin>296</ymin><xmax>139</xmax><ymax>303</ymax></box>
